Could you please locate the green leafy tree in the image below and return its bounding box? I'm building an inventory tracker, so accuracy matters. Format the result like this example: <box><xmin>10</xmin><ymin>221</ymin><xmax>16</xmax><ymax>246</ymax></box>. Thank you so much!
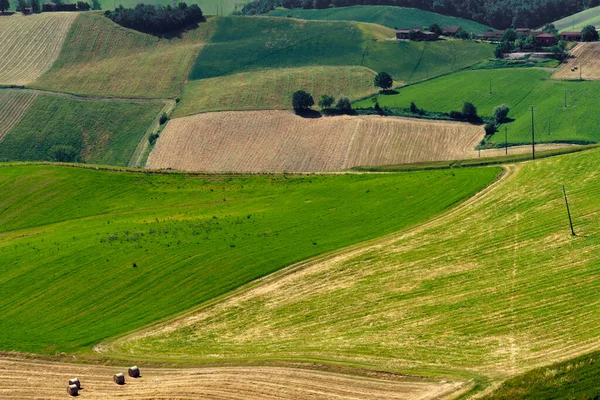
<box><xmin>581</xmin><ymin>25</ymin><xmax>599</xmax><ymax>42</ymax></box>
<box><xmin>409</xmin><ymin>101</ymin><xmax>420</xmax><ymax>114</ymax></box>
<box><xmin>374</xmin><ymin>72</ymin><xmax>393</xmax><ymax>90</ymax></box>
<box><xmin>336</xmin><ymin>96</ymin><xmax>352</xmax><ymax>111</ymax></box>
<box><xmin>292</xmin><ymin>90</ymin><xmax>314</xmax><ymax>110</ymax></box>
<box><xmin>457</xmin><ymin>30</ymin><xmax>470</xmax><ymax>40</ymax></box>
<box><xmin>318</xmin><ymin>94</ymin><xmax>335</xmax><ymax>109</ymax></box>
<box><xmin>0</xmin><ymin>0</ymin><xmax>9</xmax><ymax>12</ymax></box>
<box><xmin>462</xmin><ymin>101</ymin><xmax>478</xmax><ymax>120</ymax></box>
<box><xmin>31</xmin><ymin>0</ymin><xmax>40</xmax><ymax>12</ymax></box>
<box><xmin>408</xmin><ymin>29</ymin><xmax>418</xmax><ymax>41</ymax></box>
<box><xmin>501</xmin><ymin>28</ymin><xmax>517</xmax><ymax>42</ymax></box>
<box><xmin>493</xmin><ymin>104</ymin><xmax>510</xmax><ymax>123</ymax></box>
<box><xmin>91</xmin><ymin>0</ymin><xmax>101</xmax><ymax>10</ymax></box>
<box><xmin>494</xmin><ymin>40</ymin><xmax>513</xmax><ymax>58</ymax></box>
<box><xmin>16</xmin><ymin>0</ymin><xmax>26</xmax><ymax>12</ymax></box>
<box><xmin>47</xmin><ymin>145</ymin><xmax>80</xmax><ymax>163</ymax></box>
<box><xmin>428</xmin><ymin>23</ymin><xmax>442</xmax><ymax>35</ymax></box>
<box><xmin>542</xmin><ymin>23</ymin><xmax>558</xmax><ymax>36</ymax></box>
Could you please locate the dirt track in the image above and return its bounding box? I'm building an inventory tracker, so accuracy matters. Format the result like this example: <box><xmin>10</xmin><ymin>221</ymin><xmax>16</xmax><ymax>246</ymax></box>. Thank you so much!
<box><xmin>0</xmin><ymin>357</ymin><xmax>462</xmax><ymax>399</ymax></box>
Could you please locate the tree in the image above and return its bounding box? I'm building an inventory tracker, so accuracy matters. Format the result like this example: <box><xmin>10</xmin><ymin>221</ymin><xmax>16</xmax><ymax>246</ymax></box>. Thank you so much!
<box><xmin>91</xmin><ymin>0</ymin><xmax>101</xmax><ymax>9</ymax></box>
<box><xmin>77</xmin><ymin>1</ymin><xmax>90</xmax><ymax>10</ymax></box>
<box><xmin>493</xmin><ymin>104</ymin><xmax>510</xmax><ymax>123</ymax></box>
<box><xmin>501</xmin><ymin>28</ymin><xmax>517</xmax><ymax>42</ymax></box>
<box><xmin>542</xmin><ymin>23</ymin><xmax>558</xmax><ymax>36</ymax></box>
<box><xmin>47</xmin><ymin>145</ymin><xmax>80</xmax><ymax>162</ymax></box>
<box><xmin>581</xmin><ymin>25</ymin><xmax>599</xmax><ymax>42</ymax></box>
<box><xmin>0</xmin><ymin>0</ymin><xmax>10</xmax><ymax>12</ymax></box>
<box><xmin>408</xmin><ymin>29</ymin><xmax>418</xmax><ymax>41</ymax></box>
<box><xmin>429</xmin><ymin>23</ymin><xmax>442</xmax><ymax>35</ymax></box>
<box><xmin>374</xmin><ymin>72</ymin><xmax>393</xmax><ymax>90</ymax></box>
<box><xmin>409</xmin><ymin>101</ymin><xmax>420</xmax><ymax>114</ymax></box>
<box><xmin>336</xmin><ymin>96</ymin><xmax>352</xmax><ymax>112</ymax></box>
<box><xmin>31</xmin><ymin>0</ymin><xmax>40</xmax><ymax>12</ymax></box>
<box><xmin>494</xmin><ymin>40</ymin><xmax>513</xmax><ymax>58</ymax></box>
<box><xmin>16</xmin><ymin>0</ymin><xmax>26</xmax><ymax>12</ymax></box>
<box><xmin>292</xmin><ymin>90</ymin><xmax>314</xmax><ymax>110</ymax></box>
<box><xmin>462</xmin><ymin>101</ymin><xmax>478</xmax><ymax>120</ymax></box>
<box><xmin>318</xmin><ymin>94</ymin><xmax>335</xmax><ymax>109</ymax></box>
<box><xmin>551</xmin><ymin>40</ymin><xmax>568</xmax><ymax>61</ymax></box>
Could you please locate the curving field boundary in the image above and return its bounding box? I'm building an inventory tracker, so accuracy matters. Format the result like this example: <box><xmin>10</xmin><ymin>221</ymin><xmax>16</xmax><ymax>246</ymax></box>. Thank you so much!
<box><xmin>0</xmin><ymin>90</ymin><xmax>37</xmax><ymax>141</ymax></box>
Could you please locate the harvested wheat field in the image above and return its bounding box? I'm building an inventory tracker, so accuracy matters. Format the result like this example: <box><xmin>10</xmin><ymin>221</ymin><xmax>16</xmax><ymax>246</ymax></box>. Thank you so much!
<box><xmin>0</xmin><ymin>90</ymin><xmax>37</xmax><ymax>141</ymax></box>
<box><xmin>0</xmin><ymin>357</ymin><xmax>462</xmax><ymax>400</ymax></box>
<box><xmin>147</xmin><ymin>111</ymin><xmax>485</xmax><ymax>172</ymax></box>
<box><xmin>553</xmin><ymin>42</ymin><xmax>600</xmax><ymax>80</ymax></box>
<box><xmin>0</xmin><ymin>13</ymin><xmax>77</xmax><ymax>85</ymax></box>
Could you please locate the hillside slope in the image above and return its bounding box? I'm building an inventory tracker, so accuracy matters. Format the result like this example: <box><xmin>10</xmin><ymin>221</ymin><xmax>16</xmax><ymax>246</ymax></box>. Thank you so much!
<box><xmin>118</xmin><ymin>147</ymin><xmax>600</xmax><ymax>384</ymax></box>
<box><xmin>0</xmin><ymin>13</ymin><xmax>77</xmax><ymax>85</ymax></box>
<box><xmin>553</xmin><ymin>42</ymin><xmax>600</xmax><ymax>80</ymax></box>
<box><xmin>147</xmin><ymin>111</ymin><xmax>485</xmax><ymax>172</ymax></box>
<box><xmin>267</xmin><ymin>5</ymin><xmax>491</xmax><ymax>34</ymax></box>
<box><xmin>0</xmin><ymin>90</ymin><xmax>37</xmax><ymax>141</ymax></box>
<box><xmin>553</xmin><ymin>6</ymin><xmax>600</xmax><ymax>32</ymax></box>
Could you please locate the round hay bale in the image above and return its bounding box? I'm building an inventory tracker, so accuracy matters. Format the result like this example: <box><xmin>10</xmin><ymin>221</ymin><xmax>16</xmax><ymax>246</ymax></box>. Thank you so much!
<box><xmin>67</xmin><ymin>384</ymin><xmax>79</xmax><ymax>396</ymax></box>
<box><xmin>128</xmin><ymin>366</ymin><xmax>140</xmax><ymax>378</ymax></box>
<box><xmin>114</xmin><ymin>373</ymin><xmax>125</xmax><ymax>385</ymax></box>
<box><xmin>68</xmin><ymin>378</ymin><xmax>80</xmax><ymax>389</ymax></box>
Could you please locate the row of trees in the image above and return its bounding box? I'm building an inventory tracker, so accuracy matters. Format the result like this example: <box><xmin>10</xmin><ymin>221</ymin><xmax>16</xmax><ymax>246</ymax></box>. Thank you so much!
<box><xmin>241</xmin><ymin>0</ymin><xmax>599</xmax><ymax>29</ymax></box>
<box><xmin>292</xmin><ymin>91</ymin><xmax>353</xmax><ymax>113</ymax></box>
<box><xmin>104</xmin><ymin>3</ymin><xmax>203</xmax><ymax>35</ymax></box>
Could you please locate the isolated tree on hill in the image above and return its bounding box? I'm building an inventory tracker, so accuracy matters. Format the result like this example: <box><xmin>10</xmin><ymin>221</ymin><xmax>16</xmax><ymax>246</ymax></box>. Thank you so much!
<box><xmin>318</xmin><ymin>94</ymin><xmax>335</xmax><ymax>109</ymax></box>
<box><xmin>493</xmin><ymin>104</ymin><xmax>510</xmax><ymax>123</ymax></box>
<box><xmin>0</xmin><ymin>0</ymin><xmax>10</xmax><ymax>12</ymax></box>
<box><xmin>292</xmin><ymin>90</ymin><xmax>314</xmax><ymax>111</ymax></box>
<box><xmin>429</xmin><ymin>23</ymin><xmax>442</xmax><ymax>36</ymax></box>
<box><xmin>581</xmin><ymin>25</ymin><xmax>599</xmax><ymax>42</ymax></box>
<box><xmin>542</xmin><ymin>23</ymin><xmax>558</xmax><ymax>36</ymax></box>
<box><xmin>374</xmin><ymin>72</ymin><xmax>393</xmax><ymax>90</ymax></box>
<box><xmin>462</xmin><ymin>101</ymin><xmax>478</xmax><ymax>120</ymax></box>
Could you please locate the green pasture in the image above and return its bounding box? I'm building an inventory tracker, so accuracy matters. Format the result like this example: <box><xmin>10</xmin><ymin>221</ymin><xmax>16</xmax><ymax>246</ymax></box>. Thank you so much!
<box><xmin>267</xmin><ymin>5</ymin><xmax>491</xmax><ymax>34</ymax></box>
<box><xmin>0</xmin><ymin>164</ymin><xmax>498</xmax><ymax>354</ymax></box>
<box><xmin>355</xmin><ymin>68</ymin><xmax>600</xmax><ymax>145</ymax></box>
<box><xmin>0</xmin><ymin>94</ymin><xmax>162</xmax><ymax>166</ymax></box>
<box><xmin>553</xmin><ymin>6</ymin><xmax>600</xmax><ymax>32</ymax></box>
<box><xmin>189</xmin><ymin>16</ymin><xmax>494</xmax><ymax>82</ymax></box>
<box><xmin>99</xmin><ymin>0</ymin><xmax>246</xmax><ymax>15</ymax></box>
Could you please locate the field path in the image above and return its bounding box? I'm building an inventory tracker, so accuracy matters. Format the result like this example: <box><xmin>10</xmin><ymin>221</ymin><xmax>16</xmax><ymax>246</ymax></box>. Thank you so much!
<box><xmin>0</xmin><ymin>356</ymin><xmax>463</xmax><ymax>399</ymax></box>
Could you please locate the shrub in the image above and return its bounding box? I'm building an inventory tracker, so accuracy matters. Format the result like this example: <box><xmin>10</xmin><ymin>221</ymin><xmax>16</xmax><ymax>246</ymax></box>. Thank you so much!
<box><xmin>47</xmin><ymin>145</ymin><xmax>79</xmax><ymax>162</ymax></box>
<box><xmin>409</xmin><ymin>101</ymin><xmax>420</xmax><ymax>114</ymax></box>
<box><xmin>429</xmin><ymin>23</ymin><xmax>442</xmax><ymax>36</ymax></box>
<box><xmin>76</xmin><ymin>1</ymin><xmax>90</xmax><ymax>10</ymax></box>
<box><xmin>148</xmin><ymin>133</ymin><xmax>160</xmax><ymax>145</ymax></box>
<box><xmin>336</xmin><ymin>96</ymin><xmax>352</xmax><ymax>112</ymax></box>
<box><xmin>91</xmin><ymin>0</ymin><xmax>100</xmax><ymax>9</ymax></box>
<box><xmin>159</xmin><ymin>112</ymin><xmax>169</xmax><ymax>125</ymax></box>
<box><xmin>484</xmin><ymin>119</ymin><xmax>497</xmax><ymax>136</ymax></box>
<box><xmin>374</xmin><ymin>72</ymin><xmax>393</xmax><ymax>90</ymax></box>
<box><xmin>495</xmin><ymin>40</ymin><xmax>513</xmax><ymax>58</ymax></box>
<box><xmin>292</xmin><ymin>90</ymin><xmax>314</xmax><ymax>110</ymax></box>
<box><xmin>318</xmin><ymin>94</ymin><xmax>335</xmax><ymax>109</ymax></box>
<box><xmin>493</xmin><ymin>104</ymin><xmax>510</xmax><ymax>123</ymax></box>
<box><xmin>104</xmin><ymin>3</ymin><xmax>204</xmax><ymax>35</ymax></box>
<box><xmin>449</xmin><ymin>110</ymin><xmax>463</xmax><ymax>120</ymax></box>
<box><xmin>462</xmin><ymin>101</ymin><xmax>478</xmax><ymax>120</ymax></box>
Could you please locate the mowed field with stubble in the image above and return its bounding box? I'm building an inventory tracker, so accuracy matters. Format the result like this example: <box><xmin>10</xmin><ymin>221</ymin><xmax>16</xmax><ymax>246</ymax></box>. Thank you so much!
<box><xmin>553</xmin><ymin>42</ymin><xmax>600</xmax><ymax>80</ymax></box>
<box><xmin>147</xmin><ymin>111</ymin><xmax>485</xmax><ymax>172</ymax></box>
<box><xmin>0</xmin><ymin>90</ymin><xmax>37</xmax><ymax>141</ymax></box>
<box><xmin>0</xmin><ymin>13</ymin><xmax>77</xmax><ymax>85</ymax></box>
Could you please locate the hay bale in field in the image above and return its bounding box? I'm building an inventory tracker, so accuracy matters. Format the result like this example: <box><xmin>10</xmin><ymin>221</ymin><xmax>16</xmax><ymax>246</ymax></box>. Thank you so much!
<box><xmin>114</xmin><ymin>373</ymin><xmax>125</xmax><ymax>385</ymax></box>
<box><xmin>67</xmin><ymin>384</ymin><xmax>79</xmax><ymax>396</ymax></box>
<box><xmin>128</xmin><ymin>366</ymin><xmax>140</xmax><ymax>378</ymax></box>
<box><xmin>68</xmin><ymin>378</ymin><xmax>80</xmax><ymax>388</ymax></box>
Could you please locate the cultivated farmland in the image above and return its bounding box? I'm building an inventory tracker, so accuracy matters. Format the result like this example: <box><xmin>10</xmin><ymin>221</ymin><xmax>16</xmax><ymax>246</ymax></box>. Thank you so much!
<box><xmin>267</xmin><ymin>5</ymin><xmax>491</xmax><ymax>34</ymax></box>
<box><xmin>0</xmin><ymin>164</ymin><xmax>497</xmax><ymax>353</ymax></box>
<box><xmin>147</xmin><ymin>111</ymin><xmax>485</xmax><ymax>172</ymax></box>
<box><xmin>0</xmin><ymin>13</ymin><xmax>77</xmax><ymax>85</ymax></box>
<box><xmin>0</xmin><ymin>90</ymin><xmax>37</xmax><ymax>141</ymax></box>
<box><xmin>173</xmin><ymin>66</ymin><xmax>376</xmax><ymax>117</ymax></box>
<box><xmin>553</xmin><ymin>42</ymin><xmax>600</xmax><ymax>80</ymax></box>
<box><xmin>117</xmin><ymin>147</ymin><xmax>600</xmax><ymax>384</ymax></box>
<box><xmin>553</xmin><ymin>6</ymin><xmax>600</xmax><ymax>32</ymax></box>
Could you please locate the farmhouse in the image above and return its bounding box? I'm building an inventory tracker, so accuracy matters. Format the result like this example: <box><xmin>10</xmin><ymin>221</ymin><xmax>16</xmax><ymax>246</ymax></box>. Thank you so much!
<box><xmin>536</xmin><ymin>33</ymin><xmax>557</xmax><ymax>46</ymax></box>
<box><xmin>478</xmin><ymin>31</ymin><xmax>503</xmax><ymax>41</ymax></box>
<box><xmin>561</xmin><ymin>31</ymin><xmax>582</xmax><ymax>41</ymax></box>
<box><xmin>395</xmin><ymin>29</ymin><xmax>439</xmax><ymax>41</ymax></box>
<box><xmin>443</xmin><ymin>26</ymin><xmax>462</xmax><ymax>36</ymax></box>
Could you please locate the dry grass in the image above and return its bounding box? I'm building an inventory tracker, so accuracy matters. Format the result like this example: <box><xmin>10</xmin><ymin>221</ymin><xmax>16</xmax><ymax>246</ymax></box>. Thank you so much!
<box><xmin>553</xmin><ymin>42</ymin><xmax>600</xmax><ymax>80</ymax></box>
<box><xmin>0</xmin><ymin>356</ymin><xmax>462</xmax><ymax>400</ymax></box>
<box><xmin>0</xmin><ymin>90</ymin><xmax>37</xmax><ymax>141</ymax></box>
<box><xmin>0</xmin><ymin>13</ymin><xmax>77</xmax><ymax>85</ymax></box>
<box><xmin>146</xmin><ymin>111</ymin><xmax>485</xmax><ymax>172</ymax></box>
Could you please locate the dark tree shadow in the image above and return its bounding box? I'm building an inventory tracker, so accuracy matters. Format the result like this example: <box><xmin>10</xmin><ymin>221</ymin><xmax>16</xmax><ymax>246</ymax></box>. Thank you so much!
<box><xmin>294</xmin><ymin>108</ymin><xmax>322</xmax><ymax>118</ymax></box>
<box><xmin>379</xmin><ymin>89</ymin><xmax>399</xmax><ymax>95</ymax></box>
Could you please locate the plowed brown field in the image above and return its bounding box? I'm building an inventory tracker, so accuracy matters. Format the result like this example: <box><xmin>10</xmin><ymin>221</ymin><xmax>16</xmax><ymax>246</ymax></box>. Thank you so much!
<box><xmin>0</xmin><ymin>13</ymin><xmax>77</xmax><ymax>85</ymax></box>
<box><xmin>553</xmin><ymin>42</ymin><xmax>600</xmax><ymax>80</ymax></box>
<box><xmin>147</xmin><ymin>111</ymin><xmax>486</xmax><ymax>172</ymax></box>
<box><xmin>0</xmin><ymin>90</ymin><xmax>37</xmax><ymax>141</ymax></box>
<box><xmin>0</xmin><ymin>357</ymin><xmax>462</xmax><ymax>399</ymax></box>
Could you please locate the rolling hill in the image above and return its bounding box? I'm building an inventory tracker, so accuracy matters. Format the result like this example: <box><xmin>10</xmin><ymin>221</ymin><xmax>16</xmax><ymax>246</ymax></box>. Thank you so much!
<box><xmin>0</xmin><ymin>164</ymin><xmax>498</xmax><ymax>353</ymax></box>
<box><xmin>0</xmin><ymin>13</ymin><xmax>78</xmax><ymax>85</ymax></box>
<box><xmin>354</xmin><ymin>68</ymin><xmax>600</xmax><ymax>145</ymax></box>
<box><xmin>553</xmin><ymin>42</ymin><xmax>600</xmax><ymax>81</ymax></box>
<box><xmin>553</xmin><ymin>6</ymin><xmax>600</xmax><ymax>32</ymax></box>
<box><xmin>267</xmin><ymin>5</ymin><xmax>491</xmax><ymax>34</ymax></box>
<box><xmin>114</xmin><ymin>147</ymin><xmax>600</xmax><ymax>386</ymax></box>
<box><xmin>0</xmin><ymin>90</ymin><xmax>37</xmax><ymax>141</ymax></box>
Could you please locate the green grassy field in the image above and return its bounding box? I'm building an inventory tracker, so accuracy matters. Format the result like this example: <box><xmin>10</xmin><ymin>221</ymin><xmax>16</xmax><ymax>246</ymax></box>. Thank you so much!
<box><xmin>189</xmin><ymin>16</ymin><xmax>494</xmax><ymax>83</ymax></box>
<box><xmin>354</xmin><ymin>68</ymin><xmax>600</xmax><ymax>145</ymax></box>
<box><xmin>32</xmin><ymin>13</ymin><xmax>215</xmax><ymax>98</ymax></box>
<box><xmin>174</xmin><ymin>66</ymin><xmax>376</xmax><ymax>117</ymax></box>
<box><xmin>484</xmin><ymin>350</ymin><xmax>600</xmax><ymax>399</ymax></box>
<box><xmin>0</xmin><ymin>94</ymin><xmax>162</xmax><ymax>166</ymax></box>
<box><xmin>115</xmin><ymin>147</ymin><xmax>600</xmax><ymax>384</ymax></box>
<box><xmin>99</xmin><ymin>0</ymin><xmax>247</xmax><ymax>15</ymax></box>
<box><xmin>267</xmin><ymin>5</ymin><xmax>491</xmax><ymax>34</ymax></box>
<box><xmin>553</xmin><ymin>6</ymin><xmax>600</xmax><ymax>32</ymax></box>
<box><xmin>0</xmin><ymin>164</ymin><xmax>498</xmax><ymax>354</ymax></box>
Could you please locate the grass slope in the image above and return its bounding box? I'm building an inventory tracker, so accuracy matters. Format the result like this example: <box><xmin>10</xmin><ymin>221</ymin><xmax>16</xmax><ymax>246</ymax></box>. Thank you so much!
<box><xmin>33</xmin><ymin>13</ymin><xmax>215</xmax><ymax>98</ymax></box>
<box><xmin>174</xmin><ymin>66</ymin><xmax>376</xmax><ymax>117</ymax></box>
<box><xmin>267</xmin><ymin>5</ymin><xmax>491</xmax><ymax>34</ymax></box>
<box><xmin>0</xmin><ymin>164</ymin><xmax>498</xmax><ymax>353</ymax></box>
<box><xmin>484</xmin><ymin>350</ymin><xmax>600</xmax><ymax>399</ymax></box>
<box><xmin>0</xmin><ymin>90</ymin><xmax>38</xmax><ymax>141</ymax></box>
<box><xmin>98</xmin><ymin>0</ymin><xmax>247</xmax><ymax>16</ymax></box>
<box><xmin>355</xmin><ymin>68</ymin><xmax>600</xmax><ymax>145</ymax></box>
<box><xmin>119</xmin><ymin>147</ymin><xmax>600</xmax><ymax>384</ymax></box>
<box><xmin>189</xmin><ymin>16</ymin><xmax>493</xmax><ymax>83</ymax></box>
<box><xmin>553</xmin><ymin>6</ymin><xmax>600</xmax><ymax>32</ymax></box>
<box><xmin>0</xmin><ymin>95</ymin><xmax>162</xmax><ymax>166</ymax></box>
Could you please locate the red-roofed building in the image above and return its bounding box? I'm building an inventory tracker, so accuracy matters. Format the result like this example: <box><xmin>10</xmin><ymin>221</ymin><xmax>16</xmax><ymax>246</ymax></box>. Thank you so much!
<box><xmin>536</xmin><ymin>33</ymin><xmax>557</xmax><ymax>46</ymax></box>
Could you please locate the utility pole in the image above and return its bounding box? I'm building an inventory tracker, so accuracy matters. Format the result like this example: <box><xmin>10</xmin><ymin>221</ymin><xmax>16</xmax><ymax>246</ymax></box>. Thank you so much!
<box><xmin>564</xmin><ymin>89</ymin><xmax>567</xmax><ymax>108</ymax></box>
<box><xmin>563</xmin><ymin>185</ymin><xmax>576</xmax><ymax>236</ymax></box>
<box><xmin>531</xmin><ymin>106</ymin><xmax>535</xmax><ymax>160</ymax></box>
<box><xmin>489</xmin><ymin>76</ymin><xmax>492</xmax><ymax>95</ymax></box>
<box><xmin>505</xmin><ymin>125</ymin><xmax>508</xmax><ymax>155</ymax></box>
<box><xmin>580</xmin><ymin>63</ymin><xmax>582</xmax><ymax>81</ymax></box>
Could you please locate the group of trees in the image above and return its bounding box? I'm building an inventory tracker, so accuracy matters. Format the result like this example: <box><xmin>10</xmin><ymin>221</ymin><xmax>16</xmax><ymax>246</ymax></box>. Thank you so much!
<box><xmin>292</xmin><ymin>91</ymin><xmax>353</xmax><ymax>114</ymax></box>
<box><xmin>0</xmin><ymin>0</ymin><xmax>100</xmax><ymax>14</ymax></box>
<box><xmin>104</xmin><ymin>2</ymin><xmax>203</xmax><ymax>35</ymax></box>
<box><xmin>242</xmin><ymin>0</ymin><xmax>599</xmax><ymax>30</ymax></box>
<box><xmin>494</xmin><ymin>25</ymin><xmax>568</xmax><ymax>60</ymax></box>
